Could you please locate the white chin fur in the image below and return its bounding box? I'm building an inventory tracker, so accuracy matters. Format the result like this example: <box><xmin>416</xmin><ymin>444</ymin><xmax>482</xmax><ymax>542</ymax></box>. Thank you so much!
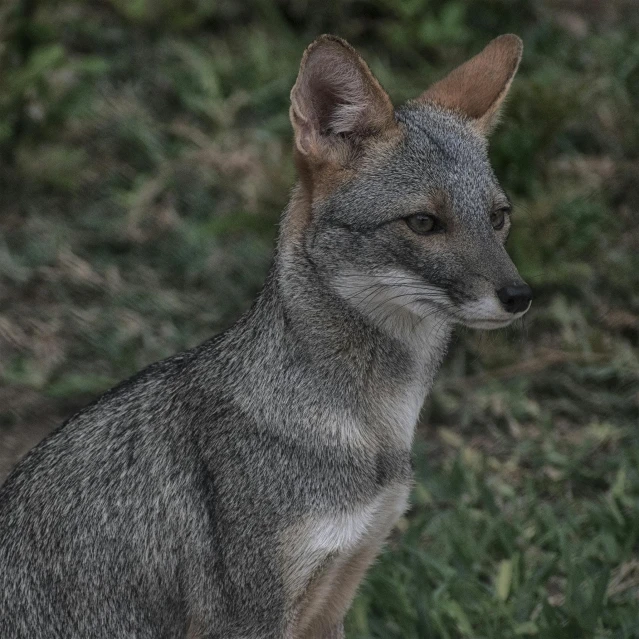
<box><xmin>457</xmin><ymin>296</ymin><xmax>529</xmax><ymax>329</ymax></box>
<box><xmin>333</xmin><ymin>271</ymin><xmax>529</xmax><ymax>332</ymax></box>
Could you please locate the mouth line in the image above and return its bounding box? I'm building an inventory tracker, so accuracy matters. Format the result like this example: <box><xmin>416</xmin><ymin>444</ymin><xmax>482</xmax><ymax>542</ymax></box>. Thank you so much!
<box><xmin>462</xmin><ymin>317</ymin><xmax>516</xmax><ymax>328</ymax></box>
<box><xmin>472</xmin><ymin>317</ymin><xmax>512</xmax><ymax>323</ymax></box>
<box><xmin>414</xmin><ymin>297</ymin><xmax>528</xmax><ymax>327</ymax></box>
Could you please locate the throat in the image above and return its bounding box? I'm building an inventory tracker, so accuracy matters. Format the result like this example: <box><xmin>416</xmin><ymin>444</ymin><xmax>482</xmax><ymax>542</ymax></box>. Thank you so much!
<box><xmin>229</xmin><ymin>257</ymin><xmax>452</xmax><ymax>448</ymax></box>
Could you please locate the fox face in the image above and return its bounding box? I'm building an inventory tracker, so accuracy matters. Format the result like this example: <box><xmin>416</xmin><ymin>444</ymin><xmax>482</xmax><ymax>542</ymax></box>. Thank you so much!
<box><xmin>287</xmin><ymin>35</ymin><xmax>531</xmax><ymax>334</ymax></box>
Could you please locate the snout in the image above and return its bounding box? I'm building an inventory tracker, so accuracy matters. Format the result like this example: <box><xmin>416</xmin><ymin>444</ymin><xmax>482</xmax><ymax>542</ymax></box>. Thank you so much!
<box><xmin>496</xmin><ymin>284</ymin><xmax>532</xmax><ymax>314</ymax></box>
<box><xmin>454</xmin><ymin>279</ymin><xmax>532</xmax><ymax>330</ymax></box>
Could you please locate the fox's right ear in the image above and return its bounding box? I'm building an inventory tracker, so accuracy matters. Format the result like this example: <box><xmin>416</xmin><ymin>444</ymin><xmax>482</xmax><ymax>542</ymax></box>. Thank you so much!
<box><xmin>290</xmin><ymin>35</ymin><xmax>396</xmax><ymax>162</ymax></box>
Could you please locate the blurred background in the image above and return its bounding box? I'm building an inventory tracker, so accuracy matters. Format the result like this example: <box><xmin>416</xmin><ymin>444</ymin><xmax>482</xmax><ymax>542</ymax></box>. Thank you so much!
<box><xmin>1</xmin><ymin>0</ymin><xmax>638</xmax><ymax>636</ymax></box>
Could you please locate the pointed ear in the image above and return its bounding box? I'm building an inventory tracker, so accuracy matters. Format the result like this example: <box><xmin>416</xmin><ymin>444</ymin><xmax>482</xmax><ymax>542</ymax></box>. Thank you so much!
<box><xmin>417</xmin><ymin>34</ymin><xmax>523</xmax><ymax>135</ymax></box>
<box><xmin>290</xmin><ymin>35</ymin><xmax>396</xmax><ymax>160</ymax></box>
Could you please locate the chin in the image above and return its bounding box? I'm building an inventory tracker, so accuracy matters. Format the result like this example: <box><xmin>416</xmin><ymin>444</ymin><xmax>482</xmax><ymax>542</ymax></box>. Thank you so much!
<box><xmin>456</xmin><ymin>298</ymin><xmax>530</xmax><ymax>330</ymax></box>
<box><xmin>460</xmin><ymin>317</ymin><xmax>518</xmax><ymax>330</ymax></box>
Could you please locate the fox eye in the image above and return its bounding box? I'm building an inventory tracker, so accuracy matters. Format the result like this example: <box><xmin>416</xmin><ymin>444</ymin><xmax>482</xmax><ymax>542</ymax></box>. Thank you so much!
<box><xmin>406</xmin><ymin>213</ymin><xmax>441</xmax><ymax>235</ymax></box>
<box><xmin>491</xmin><ymin>208</ymin><xmax>509</xmax><ymax>230</ymax></box>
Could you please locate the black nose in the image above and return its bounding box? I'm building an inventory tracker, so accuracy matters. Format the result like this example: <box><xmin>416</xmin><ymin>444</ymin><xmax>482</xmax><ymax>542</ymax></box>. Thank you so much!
<box><xmin>496</xmin><ymin>284</ymin><xmax>533</xmax><ymax>314</ymax></box>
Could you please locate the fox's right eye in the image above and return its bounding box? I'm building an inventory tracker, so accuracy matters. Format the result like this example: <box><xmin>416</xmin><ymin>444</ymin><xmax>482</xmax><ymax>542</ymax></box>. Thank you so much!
<box><xmin>406</xmin><ymin>213</ymin><xmax>442</xmax><ymax>235</ymax></box>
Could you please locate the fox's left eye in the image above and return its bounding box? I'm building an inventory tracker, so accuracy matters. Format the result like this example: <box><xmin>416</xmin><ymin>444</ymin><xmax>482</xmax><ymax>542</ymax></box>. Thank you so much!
<box><xmin>491</xmin><ymin>208</ymin><xmax>509</xmax><ymax>230</ymax></box>
<box><xmin>406</xmin><ymin>213</ymin><xmax>442</xmax><ymax>235</ymax></box>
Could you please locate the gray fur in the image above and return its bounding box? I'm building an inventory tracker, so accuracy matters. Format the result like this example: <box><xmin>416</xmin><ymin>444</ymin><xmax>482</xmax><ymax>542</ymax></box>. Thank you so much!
<box><xmin>0</xmin><ymin>41</ymin><xmax>529</xmax><ymax>639</ymax></box>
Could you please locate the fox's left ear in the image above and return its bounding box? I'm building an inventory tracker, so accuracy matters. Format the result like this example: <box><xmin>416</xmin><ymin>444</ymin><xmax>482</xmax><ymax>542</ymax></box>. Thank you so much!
<box><xmin>417</xmin><ymin>34</ymin><xmax>523</xmax><ymax>135</ymax></box>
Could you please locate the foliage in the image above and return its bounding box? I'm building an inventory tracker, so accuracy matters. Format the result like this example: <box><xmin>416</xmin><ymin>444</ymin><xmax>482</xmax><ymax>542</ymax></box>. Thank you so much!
<box><xmin>1</xmin><ymin>0</ymin><xmax>638</xmax><ymax>636</ymax></box>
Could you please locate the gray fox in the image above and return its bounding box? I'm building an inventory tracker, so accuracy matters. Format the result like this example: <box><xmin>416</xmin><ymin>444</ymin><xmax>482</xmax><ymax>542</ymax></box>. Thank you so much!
<box><xmin>0</xmin><ymin>34</ymin><xmax>531</xmax><ymax>638</ymax></box>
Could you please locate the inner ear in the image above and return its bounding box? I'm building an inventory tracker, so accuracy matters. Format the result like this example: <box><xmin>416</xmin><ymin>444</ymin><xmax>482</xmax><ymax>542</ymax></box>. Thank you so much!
<box><xmin>290</xmin><ymin>35</ymin><xmax>396</xmax><ymax>158</ymax></box>
<box><xmin>314</xmin><ymin>81</ymin><xmax>358</xmax><ymax>137</ymax></box>
<box><xmin>417</xmin><ymin>34</ymin><xmax>523</xmax><ymax>134</ymax></box>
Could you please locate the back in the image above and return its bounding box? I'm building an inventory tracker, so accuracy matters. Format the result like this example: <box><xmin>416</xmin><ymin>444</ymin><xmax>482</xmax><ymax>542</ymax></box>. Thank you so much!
<box><xmin>0</xmin><ymin>351</ymin><xmax>200</xmax><ymax>636</ymax></box>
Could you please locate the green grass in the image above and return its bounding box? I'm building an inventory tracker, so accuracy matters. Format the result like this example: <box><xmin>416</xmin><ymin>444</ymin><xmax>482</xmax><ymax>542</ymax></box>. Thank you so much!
<box><xmin>1</xmin><ymin>0</ymin><xmax>638</xmax><ymax>636</ymax></box>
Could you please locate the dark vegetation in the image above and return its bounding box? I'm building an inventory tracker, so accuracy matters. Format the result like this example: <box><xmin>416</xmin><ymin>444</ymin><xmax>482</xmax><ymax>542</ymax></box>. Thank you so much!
<box><xmin>1</xmin><ymin>0</ymin><xmax>638</xmax><ymax>636</ymax></box>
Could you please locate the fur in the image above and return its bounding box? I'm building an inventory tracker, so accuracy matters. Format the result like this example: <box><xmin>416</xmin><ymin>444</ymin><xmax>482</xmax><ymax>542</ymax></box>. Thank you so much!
<box><xmin>0</xmin><ymin>34</ymin><xmax>530</xmax><ymax>638</ymax></box>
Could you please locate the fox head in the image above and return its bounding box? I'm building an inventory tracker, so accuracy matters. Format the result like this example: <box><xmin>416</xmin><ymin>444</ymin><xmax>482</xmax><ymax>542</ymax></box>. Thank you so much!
<box><xmin>284</xmin><ymin>34</ymin><xmax>531</xmax><ymax>333</ymax></box>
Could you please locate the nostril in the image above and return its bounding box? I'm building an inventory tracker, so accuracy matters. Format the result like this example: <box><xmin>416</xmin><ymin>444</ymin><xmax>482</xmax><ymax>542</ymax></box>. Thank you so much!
<box><xmin>496</xmin><ymin>284</ymin><xmax>533</xmax><ymax>314</ymax></box>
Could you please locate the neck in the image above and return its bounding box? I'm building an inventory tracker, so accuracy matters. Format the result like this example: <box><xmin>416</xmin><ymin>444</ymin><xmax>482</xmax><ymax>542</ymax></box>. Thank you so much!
<box><xmin>219</xmin><ymin>208</ymin><xmax>452</xmax><ymax>451</ymax></box>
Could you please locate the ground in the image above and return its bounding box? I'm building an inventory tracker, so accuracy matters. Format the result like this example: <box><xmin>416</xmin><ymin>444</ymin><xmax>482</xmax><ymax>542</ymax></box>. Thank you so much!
<box><xmin>0</xmin><ymin>1</ymin><xmax>638</xmax><ymax>637</ymax></box>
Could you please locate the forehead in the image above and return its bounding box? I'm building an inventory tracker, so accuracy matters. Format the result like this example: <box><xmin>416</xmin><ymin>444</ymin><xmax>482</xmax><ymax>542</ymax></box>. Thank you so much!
<box><xmin>392</xmin><ymin>105</ymin><xmax>495</xmax><ymax>193</ymax></box>
<box><xmin>318</xmin><ymin>104</ymin><xmax>503</xmax><ymax>226</ymax></box>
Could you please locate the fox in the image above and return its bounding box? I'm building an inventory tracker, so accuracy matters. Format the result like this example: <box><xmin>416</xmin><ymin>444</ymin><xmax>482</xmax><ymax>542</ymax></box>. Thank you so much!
<box><xmin>0</xmin><ymin>34</ymin><xmax>531</xmax><ymax>638</ymax></box>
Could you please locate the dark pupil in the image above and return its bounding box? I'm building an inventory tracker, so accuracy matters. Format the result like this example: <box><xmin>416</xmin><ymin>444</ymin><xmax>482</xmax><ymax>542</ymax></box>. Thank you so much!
<box><xmin>417</xmin><ymin>215</ymin><xmax>432</xmax><ymax>230</ymax></box>
<box><xmin>492</xmin><ymin>211</ymin><xmax>504</xmax><ymax>228</ymax></box>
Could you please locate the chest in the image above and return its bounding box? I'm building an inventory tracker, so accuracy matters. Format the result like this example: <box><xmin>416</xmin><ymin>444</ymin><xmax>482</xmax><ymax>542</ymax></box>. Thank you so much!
<box><xmin>282</xmin><ymin>482</ymin><xmax>411</xmax><ymax>637</ymax></box>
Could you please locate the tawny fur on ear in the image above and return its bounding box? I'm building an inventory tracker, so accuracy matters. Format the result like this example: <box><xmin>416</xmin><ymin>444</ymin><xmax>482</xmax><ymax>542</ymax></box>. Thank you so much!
<box><xmin>418</xmin><ymin>34</ymin><xmax>523</xmax><ymax>135</ymax></box>
<box><xmin>290</xmin><ymin>35</ymin><xmax>396</xmax><ymax>159</ymax></box>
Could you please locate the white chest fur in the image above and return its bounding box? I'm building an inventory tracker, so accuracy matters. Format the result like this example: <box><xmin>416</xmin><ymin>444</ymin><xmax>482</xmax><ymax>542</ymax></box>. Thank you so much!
<box><xmin>283</xmin><ymin>482</ymin><xmax>411</xmax><ymax>637</ymax></box>
<box><xmin>305</xmin><ymin>482</ymin><xmax>410</xmax><ymax>555</ymax></box>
